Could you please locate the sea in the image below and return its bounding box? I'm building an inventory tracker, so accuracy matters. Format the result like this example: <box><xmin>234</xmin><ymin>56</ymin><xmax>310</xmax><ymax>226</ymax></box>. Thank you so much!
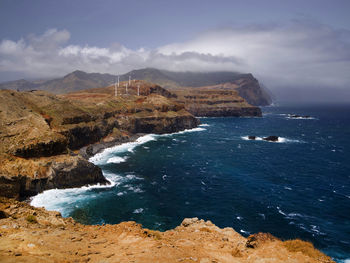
<box><xmin>31</xmin><ymin>104</ymin><xmax>350</xmax><ymax>262</ymax></box>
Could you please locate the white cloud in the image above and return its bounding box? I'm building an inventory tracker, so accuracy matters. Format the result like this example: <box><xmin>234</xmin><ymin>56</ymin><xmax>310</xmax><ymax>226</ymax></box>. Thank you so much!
<box><xmin>0</xmin><ymin>23</ymin><xmax>350</xmax><ymax>96</ymax></box>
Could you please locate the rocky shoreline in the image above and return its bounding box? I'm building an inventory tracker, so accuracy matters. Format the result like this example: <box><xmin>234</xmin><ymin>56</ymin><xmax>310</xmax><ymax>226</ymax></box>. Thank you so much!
<box><xmin>0</xmin><ymin>84</ymin><xmax>338</xmax><ymax>263</ymax></box>
<box><xmin>0</xmin><ymin>197</ymin><xmax>334</xmax><ymax>263</ymax></box>
<box><xmin>0</xmin><ymin>85</ymin><xmax>199</xmax><ymax>199</ymax></box>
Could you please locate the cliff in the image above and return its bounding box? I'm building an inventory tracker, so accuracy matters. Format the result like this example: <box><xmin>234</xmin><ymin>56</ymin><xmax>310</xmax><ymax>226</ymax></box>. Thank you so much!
<box><xmin>0</xmin><ymin>197</ymin><xmax>334</xmax><ymax>263</ymax></box>
<box><xmin>124</xmin><ymin>68</ymin><xmax>272</xmax><ymax>106</ymax></box>
<box><xmin>172</xmin><ymin>85</ymin><xmax>262</xmax><ymax>117</ymax></box>
<box><xmin>0</xmin><ymin>81</ymin><xmax>199</xmax><ymax>199</ymax></box>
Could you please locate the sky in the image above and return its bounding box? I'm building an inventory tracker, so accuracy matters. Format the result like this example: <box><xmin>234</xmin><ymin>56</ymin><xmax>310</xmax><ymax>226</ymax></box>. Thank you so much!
<box><xmin>0</xmin><ymin>0</ymin><xmax>350</xmax><ymax>102</ymax></box>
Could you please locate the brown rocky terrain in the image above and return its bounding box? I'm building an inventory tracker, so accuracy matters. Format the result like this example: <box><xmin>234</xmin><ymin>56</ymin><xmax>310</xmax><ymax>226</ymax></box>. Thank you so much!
<box><xmin>0</xmin><ymin>81</ymin><xmax>199</xmax><ymax>199</ymax></box>
<box><xmin>172</xmin><ymin>84</ymin><xmax>262</xmax><ymax>117</ymax></box>
<box><xmin>0</xmin><ymin>197</ymin><xmax>334</xmax><ymax>263</ymax></box>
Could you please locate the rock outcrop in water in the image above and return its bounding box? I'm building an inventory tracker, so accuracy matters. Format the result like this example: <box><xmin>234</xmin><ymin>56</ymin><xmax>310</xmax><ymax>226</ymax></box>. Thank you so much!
<box><xmin>263</xmin><ymin>136</ymin><xmax>279</xmax><ymax>142</ymax></box>
<box><xmin>0</xmin><ymin>197</ymin><xmax>334</xmax><ymax>263</ymax></box>
<box><xmin>0</xmin><ymin>81</ymin><xmax>199</xmax><ymax>199</ymax></box>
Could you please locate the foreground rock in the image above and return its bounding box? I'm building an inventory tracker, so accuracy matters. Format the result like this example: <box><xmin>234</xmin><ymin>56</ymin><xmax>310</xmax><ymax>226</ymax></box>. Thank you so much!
<box><xmin>0</xmin><ymin>82</ymin><xmax>199</xmax><ymax>199</ymax></box>
<box><xmin>0</xmin><ymin>198</ymin><xmax>334</xmax><ymax>263</ymax></box>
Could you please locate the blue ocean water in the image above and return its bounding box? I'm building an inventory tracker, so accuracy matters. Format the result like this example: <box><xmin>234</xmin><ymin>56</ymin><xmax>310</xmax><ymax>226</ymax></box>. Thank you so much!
<box><xmin>31</xmin><ymin>104</ymin><xmax>350</xmax><ymax>262</ymax></box>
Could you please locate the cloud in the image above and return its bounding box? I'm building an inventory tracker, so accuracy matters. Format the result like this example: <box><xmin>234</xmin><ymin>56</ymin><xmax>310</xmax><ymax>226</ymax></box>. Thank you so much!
<box><xmin>0</xmin><ymin>22</ymin><xmax>350</xmax><ymax>99</ymax></box>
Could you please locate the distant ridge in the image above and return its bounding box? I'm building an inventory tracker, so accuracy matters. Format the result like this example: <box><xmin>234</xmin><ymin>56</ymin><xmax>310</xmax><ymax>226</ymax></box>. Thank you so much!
<box><xmin>0</xmin><ymin>68</ymin><xmax>272</xmax><ymax>106</ymax></box>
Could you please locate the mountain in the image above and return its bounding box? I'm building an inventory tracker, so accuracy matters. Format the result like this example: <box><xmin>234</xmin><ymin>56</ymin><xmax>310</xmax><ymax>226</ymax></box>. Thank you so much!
<box><xmin>0</xmin><ymin>68</ymin><xmax>272</xmax><ymax>106</ymax></box>
<box><xmin>0</xmin><ymin>70</ymin><xmax>116</xmax><ymax>94</ymax></box>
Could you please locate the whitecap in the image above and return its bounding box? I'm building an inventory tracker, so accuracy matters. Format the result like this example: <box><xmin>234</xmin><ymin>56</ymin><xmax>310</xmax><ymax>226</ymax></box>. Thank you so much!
<box><xmin>277</xmin><ymin>206</ymin><xmax>287</xmax><ymax>216</ymax></box>
<box><xmin>89</xmin><ymin>134</ymin><xmax>157</xmax><ymax>165</ymax></box>
<box><xmin>242</xmin><ymin>136</ymin><xmax>301</xmax><ymax>143</ymax></box>
<box><xmin>236</xmin><ymin>216</ymin><xmax>243</xmax><ymax>221</ymax></box>
<box><xmin>258</xmin><ymin>213</ymin><xmax>266</xmax><ymax>220</ymax></box>
<box><xmin>107</xmin><ymin>156</ymin><xmax>127</xmax><ymax>164</ymax></box>
<box><xmin>127</xmin><ymin>186</ymin><xmax>144</xmax><ymax>193</ymax></box>
<box><xmin>284</xmin><ymin>186</ymin><xmax>292</xmax><ymax>190</ymax></box>
<box><xmin>125</xmin><ymin>174</ymin><xmax>143</xmax><ymax>180</ymax></box>
<box><xmin>133</xmin><ymin>208</ymin><xmax>144</xmax><ymax>214</ymax></box>
<box><xmin>160</xmin><ymin>127</ymin><xmax>206</xmax><ymax>137</ymax></box>
<box><xmin>240</xmin><ymin>229</ymin><xmax>250</xmax><ymax>235</ymax></box>
<box><xmin>199</xmin><ymin>124</ymin><xmax>210</xmax><ymax>127</ymax></box>
<box><xmin>241</xmin><ymin>136</ymin><xmax>263</xmax><ymax>141</ymax></box>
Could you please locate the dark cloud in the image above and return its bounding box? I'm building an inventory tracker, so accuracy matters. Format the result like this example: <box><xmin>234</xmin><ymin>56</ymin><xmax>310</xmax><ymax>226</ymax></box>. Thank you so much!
<box><xmin>0</xmin><ymin>22</ymin><xmax>349</xmax><ymax>101</ymax></box>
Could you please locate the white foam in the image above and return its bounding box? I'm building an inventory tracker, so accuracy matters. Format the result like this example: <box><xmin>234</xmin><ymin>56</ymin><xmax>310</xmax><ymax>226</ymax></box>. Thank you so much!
<box><xmin>242</xmin><ymin>136</ymin><xmax>301</xmax><ymax>143</ymax></box>
<box><xmin>133</xmin><ymin>208</ymin><xmax>144</xmax><ymax>214</ymax></box>
<box><xmin>241</xmin><ymin>136</ymin><xmax>262</xmax><ymax>141</ymax></box>
<box><xmin>240</xmin><ymin>229</ymin><xmax>250</xmax><ymax>235</ymax></box>
<box><xmin>30</xmin><ymin>171</ymin><xmax>134</xmax><ymax>214</ymax></box>
<box><xmin>31</xmin><ymin>126</ymin><xmax>206</xmax><ymax>214</ymax></box>
<box><xmin>107</xmin><ymin>156</ymin><xmax>127</xmax><ymax>164</ymax></box>
<box><xmin>161</xmin><ymin>127</ymin><xmax>206</xmax><ymax>137</ymax></box>
<box><xmin>89</xmin><ymin>134</ymin><xmax>156</xmax><ymax>165</ymax></box>
<box><xmin>343</xmin><ymin>259</ymin><xmax>350</xmax><ymax>263</ymax></box>
<box><xmin>277</xmin><ymin>206</ymin><xmax>287</xmax><ymax>216</ymax></box>
<box><xmin>90</xmin><ymin>127</ymin><xmax>205</xmax><ymax>166</ymax></box>
<box><xmin>286</xmin><ymin>115</ymin><xmax>316</xmax><ymax>120</ymax></box>
<box><xmin>199</xmin><ymin>124</ymin><xmax>210</xmax><ymax>127</ymax></box>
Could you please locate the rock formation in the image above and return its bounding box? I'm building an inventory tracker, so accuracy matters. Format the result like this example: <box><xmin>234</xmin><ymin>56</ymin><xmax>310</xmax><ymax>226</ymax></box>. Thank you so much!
<box><xmin>263</xmin><ymin>136</ymin><xmax>279</xmax><ymax>142</ymax></box>
<box><xmin>172</xmin><ymin>86</ymin><xmax>262</xmax><ymax>117</ymax></box>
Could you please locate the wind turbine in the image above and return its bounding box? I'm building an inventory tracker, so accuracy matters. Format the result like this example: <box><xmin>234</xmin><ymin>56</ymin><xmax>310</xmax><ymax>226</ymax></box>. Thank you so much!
<box><xmin>114</xmin><ymin>75</ymin><xmax>119</xmax><ymax>97</ymax></box>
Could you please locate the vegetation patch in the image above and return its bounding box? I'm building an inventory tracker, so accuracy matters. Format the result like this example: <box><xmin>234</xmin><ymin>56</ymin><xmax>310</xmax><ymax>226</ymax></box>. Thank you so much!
<box><xmin>26</xmin><ymin>214</ymin><xmax>38</xmax><ymax>224</ymax></box>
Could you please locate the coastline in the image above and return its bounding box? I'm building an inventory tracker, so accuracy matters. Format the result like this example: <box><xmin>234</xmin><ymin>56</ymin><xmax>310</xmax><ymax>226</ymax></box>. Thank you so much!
<box><xmin>30</xmin><ymin>126</ymin><xmax>207</xmax><ymax>213</ymax></box>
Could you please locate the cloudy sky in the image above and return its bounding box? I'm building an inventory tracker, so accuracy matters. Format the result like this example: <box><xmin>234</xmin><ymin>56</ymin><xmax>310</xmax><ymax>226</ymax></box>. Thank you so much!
<box><xmin>0</xmin><ymin>0</ymin><xmax>349</xmax><ymax>102</ymax></box>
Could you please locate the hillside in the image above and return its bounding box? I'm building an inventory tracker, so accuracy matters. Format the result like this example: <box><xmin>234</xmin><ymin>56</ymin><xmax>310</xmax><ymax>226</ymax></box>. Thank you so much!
<box><xmin>0</xmin><ymin>68</ymin><xmax>272</xmax><ymax>106</ymax></box>
<box><xmin>173</xmin><ymin>85</ymin><xmax>262</xmax><ymax>117</ymax></box>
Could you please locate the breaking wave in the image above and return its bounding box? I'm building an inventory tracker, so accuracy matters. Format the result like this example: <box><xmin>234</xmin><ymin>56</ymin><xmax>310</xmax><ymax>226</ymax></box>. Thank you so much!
<box><xmin>241</xmin><ymin>136</ymin><xmax>301</xmax><ymax>143</ymax></box>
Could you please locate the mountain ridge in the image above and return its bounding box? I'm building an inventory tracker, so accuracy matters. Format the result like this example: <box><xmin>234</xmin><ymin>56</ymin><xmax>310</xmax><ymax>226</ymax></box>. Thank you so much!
<box><xmin>0</xmin><ymin>68</ymin><xmax>272</xmax><ymax>106</ymax></box>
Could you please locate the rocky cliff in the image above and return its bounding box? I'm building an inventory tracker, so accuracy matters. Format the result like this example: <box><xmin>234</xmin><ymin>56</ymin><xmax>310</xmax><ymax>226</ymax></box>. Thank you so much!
<box><xmin>172</xmin><ymin>85</ymin><xmax>262</xmax><ymax>117</ymax></box>
<box><xmin>0</xmin><ymin>81</ymin><xmax>199</xmax><ymax>199</ymax></box>
<box><xmin>0</xmin><ymin>197</ymin><xmax>334</xmax><ymax>263</ymax></box>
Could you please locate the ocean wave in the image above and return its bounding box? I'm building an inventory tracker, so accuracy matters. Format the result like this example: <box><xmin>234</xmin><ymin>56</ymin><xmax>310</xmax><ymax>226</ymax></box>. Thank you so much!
<box><xmin>133</xmin><ymin>208</ymin><xmax>144</xmax><ymax>214</ymax></box>
<box><xmin>89</xmin><ymin>134</ymin><xmax>156</xmax><ymax>165</ymax></box>
<box><xmin>107</xmin><ymin>156</ymin><xmax>127</xmax><ymax>164</ymax></box>
<box><xmin>241</xmin><ymin>136</ymin><xmax>301</xmax><ymax>143</ymax></box>
<box><xmin>286</xmin><ymin>116</ymin><xmax>316</xmax><ymax>120</ymax></box>
<box><xmin>90</xmin><ymin>127</ymin><xmax>206</xmax><ymax>165</ymax></box>
<box><xmin>160</xmin><ymin>127</ymin><xmax>206</xmax><ymax>137</ymax></box>
<box><xmin>199</xmin><ymin>124</ymin><xmax>210</xmax><ymax>127</ymax></box>
<box><xmin>30</xmin><ymin>171</ymin><xmax>138</xmax><ymax>214</ymax></box>
<box><xmin>240</xmin><ymin>229</ymin><xmax>250</xmax><ymax>235</ymax></box>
